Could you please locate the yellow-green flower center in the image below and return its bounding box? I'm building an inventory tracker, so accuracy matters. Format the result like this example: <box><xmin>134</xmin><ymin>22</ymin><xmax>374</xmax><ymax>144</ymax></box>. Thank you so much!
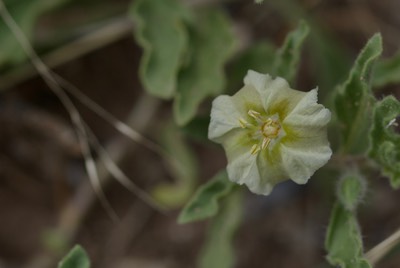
<box><xmin>239</xmin><ymin>109</ymin><xmax>284</xmax><ymax>155</ymax></box>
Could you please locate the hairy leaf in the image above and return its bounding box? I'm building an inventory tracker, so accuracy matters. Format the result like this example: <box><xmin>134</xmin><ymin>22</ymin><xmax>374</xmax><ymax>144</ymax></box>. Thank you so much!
<box><xmin>369</xmin><ymin>96</ymin><xmax>400</xmax><ymax>188</ymax></box>
<box><xmin>325</xmin><ymin>203</ymin><xmax>371</xmax><ymax>268</ymax></box>
<box><xmin>173</xmin><ymin>8</ymin><xmax>236</xmax><ymax>125</ymax></box>
<box><xmin>58</xmin><ymin>245</ymin><xmax>90</xmax><ymax>268</ymax></box>
<box><xmin>272</xmin><ymin>20</ymin><xmax>309</xmax><ymax>83</ymax></box>
<box><xmin>130</xmin><ymin>0</ymin><xmax>190</xmax><ymax>99</ymax></box>
<box><xmin>334</xmin><ymin>34</ymin><xmax>382</xmax><ymax>154</ymax></box>
<box><xmin>198</xmin><ymin>189</ymin><xmax>243</xmax><ymax>268</ymax></box>
<box><xmin>178</xmin><ymin>170</ymin><xmax>235</xmax><ymax>224</ymax></box>
<box><xmin>337</xmin><ymin>173</ymin><xmax>366</xmax><ymax>211</ymax></box>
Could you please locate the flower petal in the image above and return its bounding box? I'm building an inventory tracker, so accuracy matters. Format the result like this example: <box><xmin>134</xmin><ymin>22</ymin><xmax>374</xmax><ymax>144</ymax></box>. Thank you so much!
<box><xmin>243</xmin><ymin>70</ymin><xmax>272</xmax><ymax>95</ymax></box>
<box><xmin>231</xmin><ymin>84</ymin><xmax>263</xmax><ymax>115</ymax></box>
<box><xmin>244</xmin><ymin>70</ymin><xmax>306</xmax><ymax>118</ymax></box>
<box><xmin>255</xmin><ymin>151</ymin><xmax>287</xmax><ymax>194</ymax></box>
<box><xmin>280</xmin><ymin>144</ymin><xmax>332</xmax><ymax>184</ymax></box>
<box><xmin>221</xmin><ymin>129</ymin><xmax>270</xmax><ymax>195</ymax></box>
<box><xmin>284</xmin><ymin>89</ymin><xmax>331</xmax><ymax>127</ymax></box>
<box><xmin>208</xmin><ymin>95</ymin><xmax>242</xmax><ymax>142</ymax></box>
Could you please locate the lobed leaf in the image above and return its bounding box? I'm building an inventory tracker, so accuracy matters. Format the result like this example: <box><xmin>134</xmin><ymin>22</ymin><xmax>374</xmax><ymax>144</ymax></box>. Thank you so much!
<box><xmin>368</xmin><ymin>96</ymin><xmax>400</xmax><ymax>188</ymax></box>
<box><xmin>178</xmin><ymin>170</ymin><xmax>235</xmax><ymax>224</ymax></box>
<box><xmin>198</xmin><ymin>189</ymin><xmax>243</xmax><ymax>268</ymax></box>
<box><xmin>58</xmin><ymin>245</ymin><xmax>90</xmax><ymax>268</ymax></box>
<box><xmin>325</xmin><ymin>203</ymin><xmax>371</xmax><ymax>268</ymax></box>
<box><xmin>272</xmin><ymin>20</ymin><xmax>309</xmax><ymax>84</ymax></box>
<box><xmin>173</xmin><ymin>8</ymin><xmax>236</xmax><ymax>125</ymax></box>
<box><xmin>130</xmin><ymin>0</ymin><xmax>190</xmax><ymax>99</ymax></box>
<box><xmin>334</xmin><ymin>34</ymin><xmax>382</xmax><ymax>154</ymax></box>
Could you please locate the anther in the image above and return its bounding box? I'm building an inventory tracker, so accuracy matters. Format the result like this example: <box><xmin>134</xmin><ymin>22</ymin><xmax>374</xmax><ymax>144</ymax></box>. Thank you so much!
<box><xmin>239</xmin><ymin>118</ymin><xmax>249</xmax><ymax>128</ymax></box>
<box><xmin>251</xmin><ymin>144</ymin><xmax>261</xmax><ymax>155</ymax></box>
<box><xmin>248</xmin><ymin>110</ymin><xmax>262</xmax><ymax>120</ymax></box>
<box><xmin>261</xmin><ymin>137</ymin><xmax>271</xmax><ymax>150</ymax></box>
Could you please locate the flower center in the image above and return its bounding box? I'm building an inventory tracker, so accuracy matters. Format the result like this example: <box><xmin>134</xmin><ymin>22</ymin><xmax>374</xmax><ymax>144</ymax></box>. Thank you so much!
<box><xmin>262</xmin><ymin>119</ymin><xmax>280</xmax><ymax>139</ymax></box>
<box><xmin>239</xmin><ymin>110</ymin><xmax>284</xmax><ymax>155</ymax></box>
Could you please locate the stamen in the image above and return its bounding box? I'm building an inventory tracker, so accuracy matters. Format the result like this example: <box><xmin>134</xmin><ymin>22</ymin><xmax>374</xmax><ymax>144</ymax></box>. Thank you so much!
<box><xmin>239</xmin><ymin>118</ymin><xmax>249</xmax><ymax>128</ymax></box>
<box><xmin>248</xmin><ymin>110</ymin><xmax>262</xmax><ymax>120</ymax></box>
<box><xmin>261</xmin><ymin>137</ymin><xmax>270</xmax><ymax>150</ymax></box>
<box><xmin>251</xmin><ymin>144</ymin><xmax>260</xmax><ymax>155</ymax></box>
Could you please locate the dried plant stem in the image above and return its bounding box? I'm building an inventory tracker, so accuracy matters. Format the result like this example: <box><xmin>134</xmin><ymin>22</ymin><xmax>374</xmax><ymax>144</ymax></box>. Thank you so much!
<box><xmin>365</xmin><ymin>228</ymin><xmax>400</xmax><ymax>265</ymax></box>
<box><xmin>0</xmin><ymin>16</ymin><xmax>133</xmax><ymax>90</ymax></box>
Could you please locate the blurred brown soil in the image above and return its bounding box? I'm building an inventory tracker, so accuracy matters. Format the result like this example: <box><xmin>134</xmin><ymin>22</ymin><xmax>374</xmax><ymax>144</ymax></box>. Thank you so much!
<box><xmin>1</xmin><ymin>0</ymin><xmax>400</xmax><ymax>268</ymax></box>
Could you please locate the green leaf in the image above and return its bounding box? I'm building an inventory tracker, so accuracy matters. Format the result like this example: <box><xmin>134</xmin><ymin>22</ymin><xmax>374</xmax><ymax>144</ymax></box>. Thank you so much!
<box><xmin>272</xmin><ymin>20</ymin><xmax>309</xmax><ymax>83</ymax></box>
<box><xmin>325</xmin><ymin>203</ymin><xmax>371</xmax><ymax>268</ymax></box>
<box><xmin>173</xmin><ymin>8</ymin><xmax>236</xmax><ymax>125</ymax></box>
<box><xmin>373</xmin><ymin>51</ymin><xmax>400</xmax><ymax>88</ymax></box>
<box><xmin>226</xmin><ymin>40</ymin><xmax>276</xmax><ymax>94</ymax></box>
<box><xmin>178</xmin><ymin>170</ymin><xmax>235</xmax><ymax>224</ymax></box>
<box><xmin>0</xmin><ymin>0</ymin><xmax>67</xmax><ymax>70</ymax></box>
<box><xmin>152</xmin><ymin>122</ymin><xmax>198</xmax><ymax>208</ymax></box>
<box><xmin>309</xmin><ymin>32</ymin><xmax>350</xmax><ymax>96</ymax></box>
<box><xmin>182</xmin><ymin>115</ymin><xmax>210</xmax><ymax>141</ymax></box>
<box><xmin>337</xmin><ymin>173</ymin><xmax>366</xmax><ymax>211</ymax></box>
<box><xmin>368</xmin><ymin>96</ymin><xmax>400</xmax><ymax>188</ymax></box>
<box><xmin>334</xmin><ymin>34</ymin><xmax>382</xmax><ymax>154</ymax></box>
<box><xmin>198</xmin><ymin>189</ymin><xmax>243</xmax><ymax>268</ymax></box>
<box><xmin>58</xmin><ymin>245</ymin><xmax>90</xmax><ymax>268</ymax></box>
<box><xmin>130</xmin><ymin>0</ymin><xmax>190</xmax><ymax>99</ymax></box>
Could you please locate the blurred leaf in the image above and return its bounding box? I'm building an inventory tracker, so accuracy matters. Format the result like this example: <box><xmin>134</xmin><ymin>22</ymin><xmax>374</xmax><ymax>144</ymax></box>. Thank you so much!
<box><xmin>325</xmin><ymin>203</ymin><xmax>371</xmax><ymax>268</ymax></box>
<box><xmin>227</xmin><ymin>40</ymin><xmax>276</xmax><ymax>94</ymax></box>
<box><xmin>130</xmin><ymin>0</ymin><xmax>190</xmax><ymax>99</ymax></box>
<box><xmin>368</xmin><ymin>96</ymin><xmax>400</xmax><ymax>188</ymax></box>
<box><xmin>310</xmin><ymin>32</ymin><xmax>350</xmax><ymax>97</ymax></box>
<box><xmin>272</xmin><ymin>20</ymin><xmax>309</xmax><ymax>83</ymax></box>
<box><xmin>0</xmin><ymin>0</ymin><xmax>67</xmax><ymax>70</ymax></box>
<box><xmin>152</xmin><ymin>122</ymin><xmax>198</xmax><ymax>208</ymax></box>
<box><xmin>58</xmin><ymin>245</ymin><xmax>90</xmax><ymax>268</ymax></box>
<box><xmin>178</xmin><ymin>170</ymin><xmax>235</xmax><ymax>224</ymax></box>
<box><xmin>182</xmin><ymin>115</ymin><xmax>210</xmax><ymax>141</ymax></box>
<box><xmin>173</xmin><ymin>8</ymin><xmax>236</xmax><ymax>125</ymax></box>
<box><xmin>373</xmin><ymin>51</ymin><xmax>400</xmax><ymax>88</ymax></box>
<box><xmin>334</xmin><ymin>34</ymin><xmax>382</xmax><ymax>154</ymax></box>
<box><xmin>198</xmin><ymin>189</ymin><xmax>243</xmax><ymax>268</ymax></box>
<box><xmin>337</xmin><ymin>173</ymin><xmax>366</xmax><ymax>211</ymax></box>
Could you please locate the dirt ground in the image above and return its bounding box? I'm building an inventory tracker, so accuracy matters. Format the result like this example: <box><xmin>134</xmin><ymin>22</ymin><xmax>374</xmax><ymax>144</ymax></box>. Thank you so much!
<box><xmin>1</xmin><ymin>0</ymin><xmax>400</xmax><ymax>267</ymax></box>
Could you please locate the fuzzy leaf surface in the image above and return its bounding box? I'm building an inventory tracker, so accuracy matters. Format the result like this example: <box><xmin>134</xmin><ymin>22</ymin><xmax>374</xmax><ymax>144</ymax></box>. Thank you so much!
<box><xmin>325</xmin><ymin>203</ymin><xmax>371</xmax><ymax>268</ymax></box>
<box><xmin>369</xmin><ymin>96</ymin><xmax>400</xmax><ymax>188</ymax></box>
<box><xmin>178</xmin><ymin>170</ymin><xmax>235</xmax><ymax>224</ymax></box>
<box><xmin>337</xmin><ymin>174</ymin><xmax>366</xmax><ymax>211</ymax></box>
<box><xmin>334</xmin><ymin>34</ymin><xmax>382</xmax><ymax>154</ymax></box>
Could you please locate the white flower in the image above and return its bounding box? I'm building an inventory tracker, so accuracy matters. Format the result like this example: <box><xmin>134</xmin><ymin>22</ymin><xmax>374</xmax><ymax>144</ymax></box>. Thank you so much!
<box><xmin>208</xmin><ymin>70</ymin><xmax>332</xmax><ymax>195</ymax></box>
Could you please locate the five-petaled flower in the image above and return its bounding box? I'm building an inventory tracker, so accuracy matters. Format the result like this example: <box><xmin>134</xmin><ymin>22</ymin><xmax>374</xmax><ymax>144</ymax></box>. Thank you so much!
<box><xmin>208</xmin><ymin>70</ymin><xmax>332</xmax><ymax>195</ymax></box>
